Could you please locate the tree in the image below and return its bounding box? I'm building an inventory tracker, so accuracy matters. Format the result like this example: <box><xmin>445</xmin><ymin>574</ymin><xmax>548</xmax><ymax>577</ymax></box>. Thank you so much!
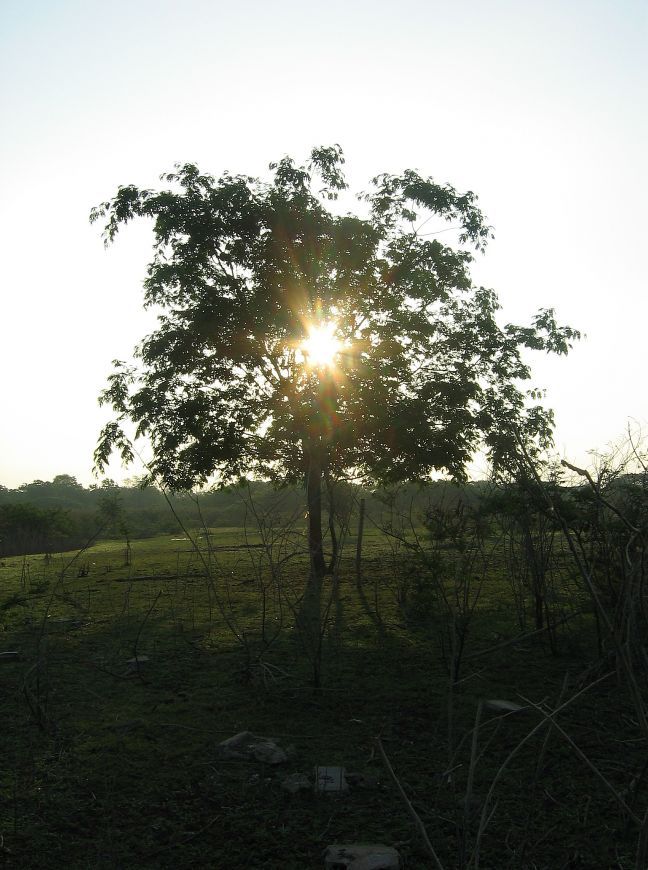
<box><xmin>51</xmin><ymin>474</ymin><xmax>82</xmax><ymax>488</ymax></box>
<box><xmin>0</xmin><ymin>503</ymin><xmax>72</xmax><ymax>557</ymax></box>
<box><xmin>92</xmin><ymin>145</ymin><xmax>578</xmax><ymax>580</ymax></box>
<box><xmin>19</xmin><ymin>475</ymin><xmax>85</xmax><ymax>511</ymax></box>
<box><xmin>97</xmin><ymin>487</ymin><xmax>132</xmax><ymax>565</ymax></box>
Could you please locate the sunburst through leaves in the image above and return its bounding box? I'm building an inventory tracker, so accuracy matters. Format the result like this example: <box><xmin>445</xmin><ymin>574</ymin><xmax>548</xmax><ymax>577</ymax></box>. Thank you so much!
<box><xmin>300</xmin><ymin>321</ymin><xmax>343</xmax><ymax>369</ymax></box>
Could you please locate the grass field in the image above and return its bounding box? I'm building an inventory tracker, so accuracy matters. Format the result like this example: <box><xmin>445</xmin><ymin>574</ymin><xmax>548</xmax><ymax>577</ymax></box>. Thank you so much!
<box><xmin>0</xmin><ymin>523</ymin><xmax>644</xmax><ymax>869</ymax></box>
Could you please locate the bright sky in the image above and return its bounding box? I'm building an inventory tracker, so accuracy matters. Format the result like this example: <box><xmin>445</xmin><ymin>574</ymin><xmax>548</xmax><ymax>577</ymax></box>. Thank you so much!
<box><xmin>1</xmin><ymin>0</ymin><xmax>646</xmax><ymax>488</ymax></box>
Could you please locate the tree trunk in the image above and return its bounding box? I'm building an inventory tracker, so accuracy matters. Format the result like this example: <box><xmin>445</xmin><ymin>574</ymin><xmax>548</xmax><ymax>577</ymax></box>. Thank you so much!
<box><xmin>298</xmin><ymin>438</ymin><xmax>326</xmax><ymax>686</ymax></box>
<box><xmin>355</xmin><ymin>497</ymin><xmax>365</xmax><ymax>581</ymax></box>
<box><xmin>325</xmin><ymin>471</ymin><xmax>339</xmax><ymax>574</ymax></box>
<box><xmin>306</xmin><ymin>440</ymin><xmax>326</xmax><ymax>577</ymax></box>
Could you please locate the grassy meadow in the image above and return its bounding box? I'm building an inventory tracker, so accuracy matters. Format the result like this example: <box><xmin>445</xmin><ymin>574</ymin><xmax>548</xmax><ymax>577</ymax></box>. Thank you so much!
<box><xmin>0</xmin><ymin>513</ymin><xmax>645</xmax><ymax>869</ymax></box>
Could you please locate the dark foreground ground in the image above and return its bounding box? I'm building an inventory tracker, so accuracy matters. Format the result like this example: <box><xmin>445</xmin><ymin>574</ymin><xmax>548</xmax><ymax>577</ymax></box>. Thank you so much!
<box><xmin>0</xmin><ymin>532</ymin><xmax>643</xmax><ymax>868</ymax></box>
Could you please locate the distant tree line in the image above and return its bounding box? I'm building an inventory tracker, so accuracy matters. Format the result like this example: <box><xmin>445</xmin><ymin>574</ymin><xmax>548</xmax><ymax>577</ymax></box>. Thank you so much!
<box><xmin>0</xmin><ymin>475</ymin><xmax>312</xmax><ymax>556</ymax></box>
<box><xmin>0</xmin><ymin>474</ymin><xmax>233</xmax><ymax>556</ymax></box>
<box><xmin>0</xmin><ymin>473</ymin><xmax>484</xmax><ymax>558</ymax></box>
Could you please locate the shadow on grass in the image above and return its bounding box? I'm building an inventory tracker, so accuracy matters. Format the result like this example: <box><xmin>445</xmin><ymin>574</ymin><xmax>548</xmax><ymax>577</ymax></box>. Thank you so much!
<box><xmin>0</xmin><ymin>555</ymin><xmax>640</xmax><ymax>870</ymax></box>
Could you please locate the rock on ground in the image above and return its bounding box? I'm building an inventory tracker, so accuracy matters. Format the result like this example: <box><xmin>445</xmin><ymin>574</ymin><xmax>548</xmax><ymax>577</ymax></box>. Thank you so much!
<box><xmin>315</xmin><ymin>766</ymin><xmax>349</xmax><ymax>793</ymax></box>
<box><xmin>217</xmin><ymin>731</ymin><xmax>288</xmax><ymax>764</ymax></box>
<box><xmin>324</xmin><ymin>843</ymin><xmax>400</xmax><ymax>869</ymax></box>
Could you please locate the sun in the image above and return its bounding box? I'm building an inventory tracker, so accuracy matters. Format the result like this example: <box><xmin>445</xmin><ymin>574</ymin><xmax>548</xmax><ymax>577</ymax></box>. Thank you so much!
<box><xmin>301</xmin><ymin>321</ymin><xmax>342</xmax><ymax>369</ymax></box>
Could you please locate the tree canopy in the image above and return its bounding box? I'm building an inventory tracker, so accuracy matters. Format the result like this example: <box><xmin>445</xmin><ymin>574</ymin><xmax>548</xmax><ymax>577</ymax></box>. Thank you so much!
<box><xmin>92</xmin><ymin>146</ymin><xmax>578</xmax><ymax>499</ymax></box>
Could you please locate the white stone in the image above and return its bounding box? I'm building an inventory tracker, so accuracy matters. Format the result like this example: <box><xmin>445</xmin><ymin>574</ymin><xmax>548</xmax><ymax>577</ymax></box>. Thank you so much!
<box><xmin>324</xmin><ymin>843</ymin><xmax>400</xmax><ymax>869</ymax></box>
<box><xmin>217</xmin><ymin>731</ymin><xmax>288</xmax><ymax>764</ymax></box>
<box><xmin>315</xmin><ymin>766</ymin><xmax>349</xmax><ymax>794</ymax></box>
<box><xmin>218</xmin><ymin>731</ymin><xmax>257</xmax><ymax>759</ymax></box>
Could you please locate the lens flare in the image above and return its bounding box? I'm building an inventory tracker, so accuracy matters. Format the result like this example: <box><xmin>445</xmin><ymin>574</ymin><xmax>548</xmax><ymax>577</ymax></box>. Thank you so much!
<box><xmin>301</xmin><ymin>321</ymin><xmax>341</xmax><ymax>368</ymax></box>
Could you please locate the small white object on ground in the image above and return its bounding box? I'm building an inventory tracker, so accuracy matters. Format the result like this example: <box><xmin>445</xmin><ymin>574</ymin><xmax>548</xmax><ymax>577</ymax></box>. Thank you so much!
<box><xmin>217</xmin><ymin>731</ymin><xmax>289</xmax><ymax>764</ymax></box>
<box><xmin>315</xmin><ymin>766</ymin><xmax>349</xmax><ymax>794</ymax></box>
<box><xmin>324</xmin><ymin>843</ymin><xmax>400</xmax><ymax>869</ymax></box>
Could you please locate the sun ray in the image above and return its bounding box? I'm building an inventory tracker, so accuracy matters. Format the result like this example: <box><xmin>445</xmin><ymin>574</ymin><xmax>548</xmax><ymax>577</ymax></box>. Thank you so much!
<box><xmin>301</xmin><ymin>321</ymin><xmax>342</xmax><ymax>369</ymax></box>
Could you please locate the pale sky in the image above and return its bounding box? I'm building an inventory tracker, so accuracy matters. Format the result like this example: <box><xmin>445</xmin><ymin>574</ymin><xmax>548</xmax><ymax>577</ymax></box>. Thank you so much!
<box><xmin>1</xmin><ymin>0</ymin><xmax>646</xmax><ymax>488</ymax></box>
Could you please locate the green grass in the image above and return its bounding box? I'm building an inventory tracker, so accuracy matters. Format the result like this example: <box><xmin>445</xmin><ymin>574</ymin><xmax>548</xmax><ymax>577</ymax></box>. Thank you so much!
<box><xmin>0</xmin><ymin>530</ymin><xmax>644</xmax><ymax>868</ymax></box>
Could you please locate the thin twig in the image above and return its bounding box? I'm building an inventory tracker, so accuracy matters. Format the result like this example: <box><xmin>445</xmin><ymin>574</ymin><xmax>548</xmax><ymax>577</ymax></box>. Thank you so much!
<box><xmin>460</xmin><ymin>700</ymin><xmax>483</xmax><ymax>868</ymax></box>
<box><xmin>519</xmin><ymin>693</ymin><xmax>640</xmax><ymax>824</ymax></box>
<box><xmin>470</xmin><ymin>670</ymin><xmax>614</xmax><ymax>869</ymax></box>
<box><xmin>465</xmin><ymin>612</ymin><xmax>585</xmax><ymax>660</ymax></box>
<box><xmin>374</xmin><ymin>736</ymin><xmax>445</xmax><ymax>870</ymax></box>
<box><xmin>636</xmin><ymin>808</ymin><xmax>648</xmax><ymax>870</ymax></box>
